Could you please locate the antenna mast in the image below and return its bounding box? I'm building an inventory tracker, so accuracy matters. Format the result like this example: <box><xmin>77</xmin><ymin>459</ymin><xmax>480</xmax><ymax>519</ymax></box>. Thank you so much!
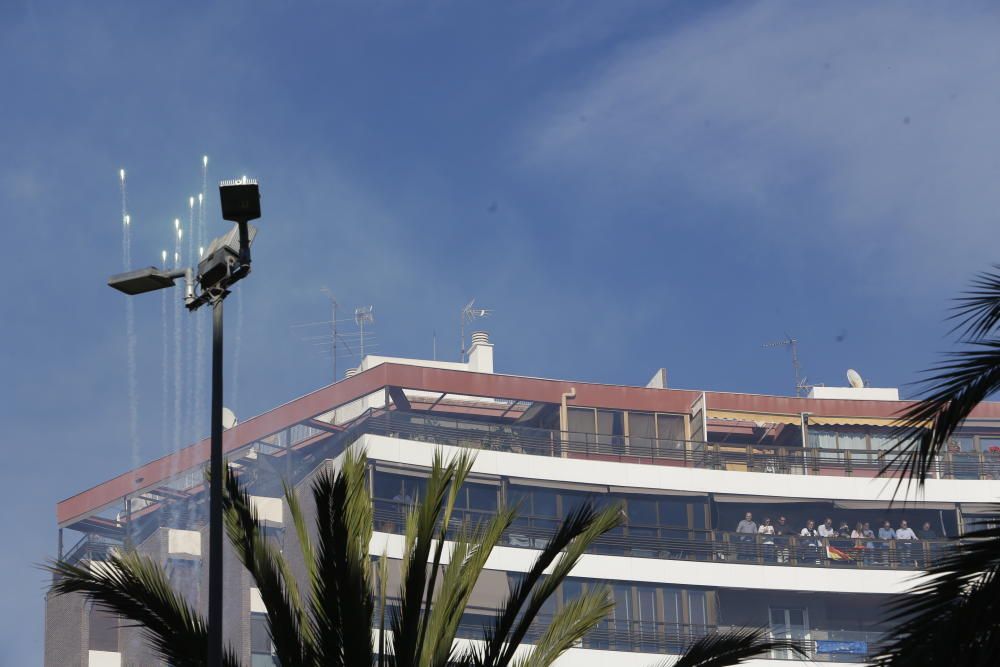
<box><xmin>763</xmin><ymin>334</ymin><xmax>808</xmax><ymax>397</ymax></box>
<box><xmin>355</xmin><ymin>305</ymin><xmax>375</xmax><ymax>360</ymax></box>
<box><xmin>460</xmin><ymin>299</ymin><xmax>492</xmax><ymax>361</ymax></box>
<box><xmin>321</xmin><ymin>287</ymin><xmax>338</xmax><ymax>382</ymax></box>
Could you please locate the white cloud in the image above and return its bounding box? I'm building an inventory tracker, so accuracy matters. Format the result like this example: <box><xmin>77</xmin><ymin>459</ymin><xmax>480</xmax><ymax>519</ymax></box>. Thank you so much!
<box><xmin>520</xmin><ymin>2</ymin><xmax>1000</xmax><ymax>294</ymax></box>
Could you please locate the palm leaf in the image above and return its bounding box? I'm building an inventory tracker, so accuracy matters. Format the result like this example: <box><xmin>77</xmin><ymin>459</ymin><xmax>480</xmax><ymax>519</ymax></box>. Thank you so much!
<box><xmin>391</xmin><ymin>450</ymin><xmax>464</xmax><ymax>667</ymax></box>
<box><xmin>222</xmin><ymin>464</ymin><xmax>310</xmax><ymax>665</ymax></box>
<box><xmin>886</xmin><ymin>269</ymin><xmax>1000</xmax><ymax>486</ymax></box>
<box><xmin>874</xmin><ymin>524</ymin><xmax>1000</xmax><ymax>666</ymax></box>
<box><xmin>47</xmin><ymin>551</ymin><xmax>241</xmax><ymax>667</ymax></box>
<box><xmin>511</xmin><ymin>588</ymin><xmax>614</xmax><ymax>667</ymax></box>
<box><xmin>886</xmin><ymin>341</ymin><xmax>1000</xmax><ymax>485</ymax></box>
<box><xmin>421</xmin><ymin>504</ymin><xmax>517</xmax><ymax>667</ymax></box>
<box><xmin>668</xmin><ymin>626</ymin><xmax>804</xmax><ymax>667</ymax></box>
<box><xmin>950</xmin><ymin>265</ymin><xmax>1000</xmax><ymax>340</ymax></box>
<box><xmin>469</xmin><ymin>502</ymin><xmax>623</xmax><ymax>667</ymax></box>
<box><xmin>308</xmin><ymin>450</ymin><xmax>376</xmax><ymax>666</ymax></box>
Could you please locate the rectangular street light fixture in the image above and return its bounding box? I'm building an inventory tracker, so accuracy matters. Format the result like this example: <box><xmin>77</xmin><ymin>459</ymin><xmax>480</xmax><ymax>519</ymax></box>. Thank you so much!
<box><xmin>219</xmin><ymin>178</ymin><xmax>260</xmax><ymax>223</ymax></box>
<box><xmin>108</xmin><ymin>267</ymin><xmax>186</xmax><ymax>295</ymax></box>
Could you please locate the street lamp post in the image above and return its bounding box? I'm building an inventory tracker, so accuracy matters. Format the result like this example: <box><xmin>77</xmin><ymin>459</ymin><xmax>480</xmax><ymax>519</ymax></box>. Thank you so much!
<box><xmin>108</xmin><ymin>178</ymin><xmax>261</xmax><ymax>667</ymax></box>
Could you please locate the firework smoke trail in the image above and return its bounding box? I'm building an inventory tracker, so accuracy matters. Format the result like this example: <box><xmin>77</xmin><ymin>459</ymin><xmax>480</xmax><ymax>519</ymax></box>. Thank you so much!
<box><xmin>120</xmin><ymin>169</ymin><xmax>140</xmax><ymax>474</ymax></box>
<box><xmin>173</xmin><ymin>219</ymin><xmax>183</xmax><ymax>453</ymax></box>
<box><xmin>185</xmin><ymin>196</ymin><xmax>196</xmax><ymax>443</ymax></box>
<box><xmin>161</xmin><ymin>250</ymin><xmax>169</xmax><ymax>455</ymax></box>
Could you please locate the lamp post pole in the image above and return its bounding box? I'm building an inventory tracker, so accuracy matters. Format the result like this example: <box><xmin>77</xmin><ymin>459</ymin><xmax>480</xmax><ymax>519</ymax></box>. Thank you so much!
<box><xmin>208</xmin><ymin>296</ymin><xmax>225</xmax><ymax>667</ymax></box>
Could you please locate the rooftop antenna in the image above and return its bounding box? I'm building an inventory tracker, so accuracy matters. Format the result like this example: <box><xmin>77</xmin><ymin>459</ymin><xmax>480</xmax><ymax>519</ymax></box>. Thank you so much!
<box><xmin>846</xmin><ymin>368</ymin><xmax>865</xmax><ymax>389</ymax></box>
<box><xmin>763</xmin><ymin>334</ymin><xmax>808</xmax><ymax>397</ymax></box>
<box><xmin>355</xmin><ymin>305</ymin><xmax>375</xmax><ymax>360</ymax></box>
<box><xmin>321</xmin><ymin>287</ymin><xmax>339</xmax><ymax>381</ymax></box>
<box><xmin>460</xmin><ymin>299</ymin><xmax>491</xmax><ymax>362</ymax></box>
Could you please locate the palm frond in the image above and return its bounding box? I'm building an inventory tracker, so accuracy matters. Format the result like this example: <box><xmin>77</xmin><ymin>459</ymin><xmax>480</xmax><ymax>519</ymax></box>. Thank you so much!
<box><xmin>874</xmin><ymin>524</ymin><xmax>1000</xmax><ymax>666</ymax></box>
<box><xmin>391</xmin><ymin>450</ymin><xmax>464</xmax><ymax>667</ymax></box>
<box><xmin>475</xmin><ymin>502</ymin><xmax>623</xmax><ymax>667</ymax></box>
<box><xmin>667</xmin><ymin>626</ymin><xmax>804</xmax><ymax>667</ymax></box>
<box><xmin>950</xmin><ymin>265</ymin><xmax>1000</xmax><ymax>340</ymax></box>
<box><xmin>886</xmin><ymin>341</ymin><xmax>1000</xmax><ymax>486</ymax></box>
<box><xmin>421</xmin><ymin>504</ymin><xmax>517</xmax><ymax>667</ymax></box>
<box><xmin>417</xmin><ymin>449</ymin><xmax>476</xmax><ymax>664</ymax></box>
<box><xmin>222</xmin><ymin>464</ymin><xmax>310</xmax><ymax>665</ymax></box>
<box><xmin>511</xmin><ymin>588</ymin><xmax>614</xmax><ymax>667</ymax></box>
<box><xmin>46</xmin><ymin>551</ymin><xmax>241</xmax><ymax>667</ymax></box>
<box><xmin>308</xmin><ymin>449</ymin><xmax>376</xmax><ymax>666</ymax></box>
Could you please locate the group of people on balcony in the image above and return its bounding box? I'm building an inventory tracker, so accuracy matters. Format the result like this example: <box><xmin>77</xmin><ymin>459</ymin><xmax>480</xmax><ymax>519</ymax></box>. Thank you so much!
<box><xmin>734</xmin><ymin>512</ymin><xmax>939</xmax><ymax>567</ymax></box>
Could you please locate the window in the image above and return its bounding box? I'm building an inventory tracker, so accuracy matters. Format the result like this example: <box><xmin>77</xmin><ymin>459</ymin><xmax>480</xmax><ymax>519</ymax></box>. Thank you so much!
<box><xmin>251</xmin><ymin>612</ymin><xmax>276</xmax><ymax>666</ymax></box>
<box><xmin>597</xmin><ymin>410</ymin><xmax>625</xmax><ymax>447</ymax></box>
<box><xmin>657</xmin><ymin>414</ymin><xmax>686</xmax><ymax>443</ymax></box>
<box><xmin>88</xmin><ymin>606</ymin><xmax>119</xmax><ymax>653</ymax></box>
<box><xmin>166</xmin><ymin>557</ymin><xmax>201</xmax><ymax>606</ymax></box>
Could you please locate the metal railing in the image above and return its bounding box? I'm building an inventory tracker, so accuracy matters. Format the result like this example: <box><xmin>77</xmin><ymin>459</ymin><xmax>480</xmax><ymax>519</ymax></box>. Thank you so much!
<box><xmin>362</xmin><ymin>410</ymin><xmax>1000</xmax><ymax>480</ymax></box>
<box><xmin>449</xmin><ymin>614</ymin><xmax>883</xmax><ymax>662</ymax></box>
<box><xmin>372</xmin><ymin>499</ymin><xmax>954</xmax><ymax>570</ymax></box>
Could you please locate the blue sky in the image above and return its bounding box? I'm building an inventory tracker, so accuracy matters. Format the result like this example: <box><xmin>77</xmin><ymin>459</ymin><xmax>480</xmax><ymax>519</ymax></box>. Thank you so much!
<box><xmin>3</xmin><ymin>1</ymin><xmax>1000</xmax><ymax>661</ymax></box>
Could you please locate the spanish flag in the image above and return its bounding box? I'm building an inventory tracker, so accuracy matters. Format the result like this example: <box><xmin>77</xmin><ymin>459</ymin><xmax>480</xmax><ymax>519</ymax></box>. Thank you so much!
<box><xmin>826</xmin><ymin>544</ymin><xmax>854</xmax><ymax>561</ymax></box>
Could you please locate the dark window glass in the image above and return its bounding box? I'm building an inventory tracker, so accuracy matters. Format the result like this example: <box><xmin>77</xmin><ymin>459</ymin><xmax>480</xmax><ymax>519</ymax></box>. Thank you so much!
<box><xmin>250</xmin><ymin>613</ymin><xmax>271</xmax><ymax>654</ymax></box>
<box><xmin>89</xmin><ymin>607</ymin><xmax>119</xmax><ymax>652</ymax></box>
<box><xmin>466</xmin><ymin>484</ymin><xmax>497</xmax><ymax>512</ymax></box>
<box><xmin>532</xmin><ymin>489</ymin><xmax>557</xmax><ymax>517</ymax></box>
<box><xmin>627</xmin><ymin>497</ymin><xmax>657</xmax><ymax>525</ymax></box>
<box><xmin>657</xmin><ymin>499</ymin><xmax>688</xmax><ymax>527</ymax></box>
<box><xmin>372</xmin><ymin>471</ymin><xmax>399</xmax><ymax>499</ymax></box>
<box><xmin>689</xmin><ymin>591</ymin><xmax>707</xmax><ymax>627</ymax></box>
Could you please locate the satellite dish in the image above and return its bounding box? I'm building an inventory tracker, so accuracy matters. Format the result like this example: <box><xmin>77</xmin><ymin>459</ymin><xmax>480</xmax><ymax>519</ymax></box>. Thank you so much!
<box><xmin>846</xmin><ymin>369</ymin><xmax>864</xmax><ymax>389</ymax></box>
<box><xmin>222</xmin><ymin>407</ymin><xmax>238</xmax><ymax>430</ymax></box>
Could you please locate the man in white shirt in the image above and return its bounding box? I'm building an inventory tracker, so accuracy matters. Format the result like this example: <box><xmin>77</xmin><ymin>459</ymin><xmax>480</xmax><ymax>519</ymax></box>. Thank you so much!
<box><xmin>817</xmin><ymin>517</ymin><xmax>836</xmax><ymax>538</ymax></box>
<box><xmin>895</xmin><ymin>520</ymin><xmax>918</xmax><ymax>567</ymax></box>
<box><xmin>800</xmin><ymin>519</ymin><xmax>821</xmax><ymax>563</ymax></box>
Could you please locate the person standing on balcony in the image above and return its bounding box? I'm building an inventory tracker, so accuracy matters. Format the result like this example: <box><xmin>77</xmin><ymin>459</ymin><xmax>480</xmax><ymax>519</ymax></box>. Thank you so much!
<box><xmin>736</xmin><ymin>512</ymin><xmax>758</xmax><ymax>561</ymax></box>
<box><xmin>758</xmin><ymin>517</ymin><xmax>776</xmax><ymax>562</ymax></box>
<box><xmin>774</xmin><ymin>516</ymin><xmax>790</xmax><ymax>563</ymax></box>
<box><xmin>818</xmin><ymin>517</ymin><xmax>837</xmax><ymax>538</ymax></box>
<box><xmin>800</xmin><ymin>519</ymin><xmax>821</xmax><ymax>564</ymax></box>
<box><xmin>878</xmin><ymin>520</ymin><xmax>896</xmax><ymax>566</ymax></box>
<box><xmin>896</xmin><ymin>520</ymin><xmax>919</xmax><ymax>567</ymax></box>
<box><xmin>917</xmin><ymin>521</ymin><xmax>939</xmax><ymax>567</ymax></box>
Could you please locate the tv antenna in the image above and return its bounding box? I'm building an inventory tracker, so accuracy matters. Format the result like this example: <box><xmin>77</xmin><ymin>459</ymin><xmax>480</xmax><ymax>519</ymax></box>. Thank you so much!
<box><xmin>763</xmin><ymin>334</ymin><xmax>808</xmax><ymax>397</ymax></box>
<box><xmin>460</xmin><ymin>299</ymin><xmax>491</xmax><ymax>361</ymax></box>
<box><xmin>355</xmin><ymin>305</ymin><xmax>375</xmax><ymax>359</ymax></box>
<box><xmin>290</xmin><ymin>289</ymin><xmax>369</xmax><ymax>382</ymax></box>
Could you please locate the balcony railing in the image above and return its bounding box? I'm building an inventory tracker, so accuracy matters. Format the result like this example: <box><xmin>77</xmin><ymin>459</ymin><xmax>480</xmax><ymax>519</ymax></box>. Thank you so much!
<box><xmin>362</xmin><ymin>410</ymin><xmax>1000</xmax><ymax>480</ymax></box>
<box><xmin>450</xmin><ymin>614</ymin><xmax>884</xmax><ymax>662</ymax></box>
<box><xmin>372</xmin><ymin>499</ymin><xmax>955</xmax><ymax>571</ymax></box>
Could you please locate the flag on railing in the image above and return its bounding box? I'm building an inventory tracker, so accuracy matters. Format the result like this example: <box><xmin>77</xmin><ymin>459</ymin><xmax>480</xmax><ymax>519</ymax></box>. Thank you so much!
<box><xmin>826</xmin><ymin>544</ymin><xmax>854</xmax><ymax>561</ymax></box>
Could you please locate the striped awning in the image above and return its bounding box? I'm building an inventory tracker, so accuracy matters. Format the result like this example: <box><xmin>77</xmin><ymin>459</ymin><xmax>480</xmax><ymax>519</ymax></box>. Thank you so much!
<box><xmin>707</xmin><ymin>410</ymin><xmax>801</xmax><ymax>425</ymax></box>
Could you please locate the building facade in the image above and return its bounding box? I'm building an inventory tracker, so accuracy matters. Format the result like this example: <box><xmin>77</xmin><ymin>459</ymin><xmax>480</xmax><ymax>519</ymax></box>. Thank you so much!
<box><xmin>45</xmin><ymin>335</ymin><xmax>1000</xmax><ymax>666</ymax></box>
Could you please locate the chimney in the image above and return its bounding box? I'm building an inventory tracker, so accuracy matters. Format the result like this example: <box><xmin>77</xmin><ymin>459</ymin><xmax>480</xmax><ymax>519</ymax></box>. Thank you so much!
<box><xmin>467</xmin><ymin>331</ymin><xmax>494</xmax><ymax>373</ymax></box>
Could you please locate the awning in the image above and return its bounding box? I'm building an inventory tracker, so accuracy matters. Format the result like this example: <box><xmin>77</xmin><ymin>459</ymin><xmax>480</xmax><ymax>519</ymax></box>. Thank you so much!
<box><xmin>713</xmin><ymin>494</ymin><xmax>812</xmax><ymax>505</ymax></box>
<box><xmin>807</xmin><ymin>416</ymin><xmax>897</xmax><ymax>427</ymax></box>
<box><xmin>707</xmin><ymin>410</ymin><xmax>801</xmax><ymax>425</ymax></box>
<box><xmin>608</xmin><ymin>486</ymin><xmax>708</xmax><ymax>498</ymax></box>
<box><xmin>834</xmin><ymin>500</ymin><xmax>955</xmax><ymax>511</ymax></box>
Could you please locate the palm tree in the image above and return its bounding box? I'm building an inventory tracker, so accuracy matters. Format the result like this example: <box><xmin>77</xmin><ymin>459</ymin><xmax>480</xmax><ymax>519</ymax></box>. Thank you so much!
<box><xmin>49</xmin><ymin>448</ymin><xmax>796</xmax><ymax>666</ymax></box>
<box><xmin>875</xmin><ymin>266</ymin><xmax>1000</xmax><ymax>666</ymax></box>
